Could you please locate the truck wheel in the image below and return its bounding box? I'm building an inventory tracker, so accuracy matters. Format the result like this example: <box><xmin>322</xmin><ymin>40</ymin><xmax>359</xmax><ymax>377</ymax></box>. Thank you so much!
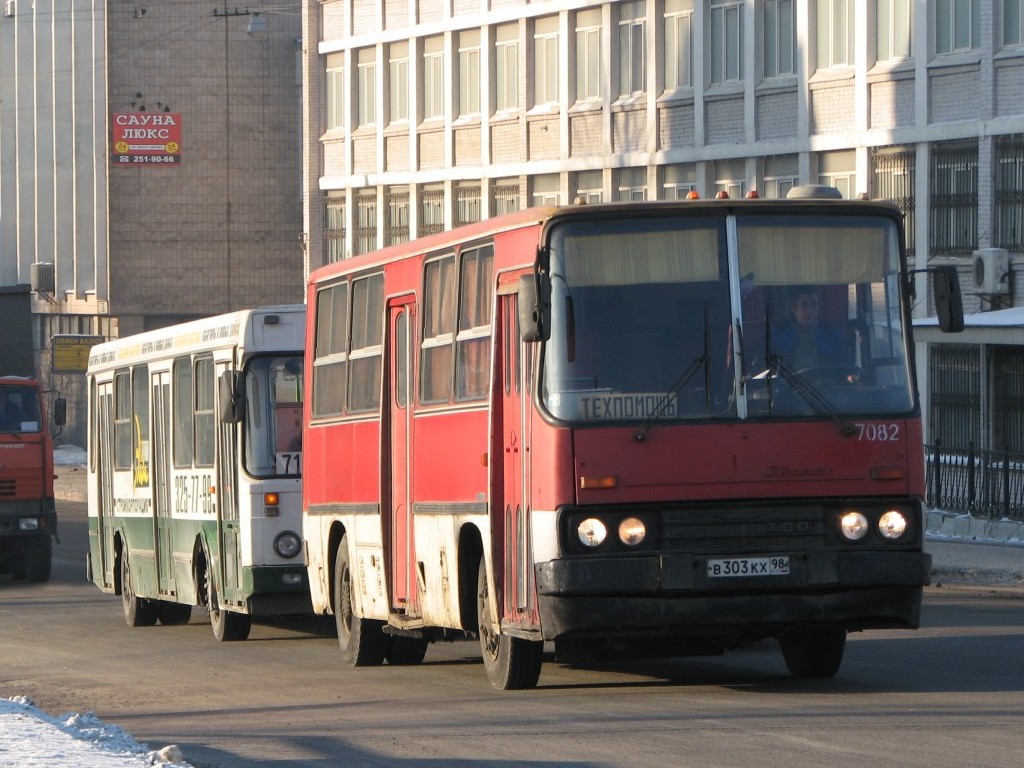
<box><xmin>333</xmin><ymin>535</ymin><xmax>387</xmax><ymax>666</ymax></box>
<box><xmin>121</xmin><ymin>549</ymin><xmax>158</xmax><ymax>627</ymax></box>
<box><xmin>477</xmin><ymin>558</ymin><xmax>542</xmax><ymax>690</ymax></box>
<box><xmin>22</xmin><ymin>537</ymin><xmax>52</xmax><ymax>583</ymax></box>
<box><xmin>780</xmin><ymin>629</ymin><xmax>847</xmax><ymax>678</ymax></box>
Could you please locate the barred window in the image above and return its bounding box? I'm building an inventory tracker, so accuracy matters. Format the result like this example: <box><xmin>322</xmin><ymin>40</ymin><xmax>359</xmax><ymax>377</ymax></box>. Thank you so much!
<box><xmin>930</xmin><ymin>142</ymin><xmax>978</xmax><ymax>256</ymax></box>
<box><xmin>873</xmin><ymin>148</ymin><xmax>916</xmax><ymax>257</ymax></box>
<box><xmin>994</xmin><ymin>136</ymin><xmax>1024</xmax><ymax>252</ymax></box>
<box><xmin>992</xmin><ymin>346</ymin><xmax>1024</xmax><ymax>453</ymax></box>
<box><xmin>325</xmin><ymin>194</ymin><xmax>346</xmax><ymax>263</ymax></box>
<box><xmin>455</xmin><ymin>183</ymin><xmax>481</xmax><ymax>228</ymax></box>
<box><xmin>492</xmin><ymin>182</ymin><xmax>521</xmax><ymax>216</ymax></box>
<box><xmin>386</xmin><ymin>188</ymin><xmax>409</xmax><ymax>247</ymax></box>
<box><xmin>355</xmin><ymin>189</ymin><xmax>378</xmax><ymax>255</ymax></box>
<box><xmin>420</xmin><ymin>185</ymin><xmax>445</xmax><ymax>236</ymax></box>
<box><xmin>929</xmin><ymin>344</ymin><xmax>980</xmax><ymax>451</ymax></box>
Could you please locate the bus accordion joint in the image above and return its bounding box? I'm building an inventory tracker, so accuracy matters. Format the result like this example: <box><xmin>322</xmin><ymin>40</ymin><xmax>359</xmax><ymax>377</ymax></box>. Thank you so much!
<box><xmin>579</xmin><ymin>475</ymin><xmax>618</xmax><ymax>490</ymax></box>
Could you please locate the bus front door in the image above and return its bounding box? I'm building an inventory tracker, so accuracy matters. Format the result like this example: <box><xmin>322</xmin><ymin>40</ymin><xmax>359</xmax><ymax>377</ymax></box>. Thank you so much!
<box><xmin>216</xmin><ymin>362</ymin><xmax>243</xmax><ymax>601</ymax></box>
<box><xmin>387</xmin><ymin>299</ymin><xmax>416</xmax><ymax>615</ymax></box>
<box><xmin>497</xmin><ymin>287</ymin><xmax>536</xmax><ymax>625</ymax></box>
<box><xmin>152</xmin><ymin>371</ymin><xmax>175</xmax><ymax>595</ymax></box>
<box><xmin>95</xmin><ymin>381</ymin><xmax>117</xmax><ymax>589</ymax></box>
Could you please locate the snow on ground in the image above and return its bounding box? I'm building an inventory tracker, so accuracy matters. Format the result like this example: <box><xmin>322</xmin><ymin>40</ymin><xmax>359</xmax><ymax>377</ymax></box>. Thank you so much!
<box><xmin>53</xmin><ymin>444</ymin><xmax>87</xmax><ymax>466</ymax></box>
<box><xmin>0</xmin><ymin>697</ymin><xmax>191</xmax><ymax>768</ymax></box>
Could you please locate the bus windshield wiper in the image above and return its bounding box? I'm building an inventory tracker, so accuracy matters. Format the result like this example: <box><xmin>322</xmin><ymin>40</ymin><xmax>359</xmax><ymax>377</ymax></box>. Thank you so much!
<box><xmin>765</xmin><ymin>355</ymin><xmax>856</xmax><ymax>436</ymax></box>
<box><xmin>633</xmin><ymin>306</ymin><xmax>711</xmax><ymax>442</ymax></box>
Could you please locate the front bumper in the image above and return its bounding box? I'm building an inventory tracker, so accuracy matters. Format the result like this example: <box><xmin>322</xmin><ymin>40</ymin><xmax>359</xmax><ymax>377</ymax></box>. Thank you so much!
<box><xmin>535</xmin><ymin>549</ymin><xmax>931</xmax><ymax>640</ymax></box>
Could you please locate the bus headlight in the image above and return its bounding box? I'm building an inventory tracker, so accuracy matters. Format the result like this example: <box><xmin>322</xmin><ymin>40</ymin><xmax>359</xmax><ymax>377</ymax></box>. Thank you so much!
<box><xmin>840</xmin><ymin>511</ymin><xmax>869</xmax><ymax>541</ymax></box>
<box><xmin>273</xmin><ymin>531</ymin><xmax>302</xmax><ymax>558</ymax></box>
<box><xmin>618</xmin><ymin>517</ymin><xmax>646</xmax><ymax>547</ymax></box>
<box><xmin>18</xmin><ymin>518</ymin><xmax>39</xmax><ymax>531</ymax></box>
<box><xmin>878</xmin><ymin>510</ymin><xmax>909</xmax><ymax>540</ymax></box>
<box><xmin>577</xmin><ymin>518</ymin><xmax>608</xmax><ymax>548</ymax></box>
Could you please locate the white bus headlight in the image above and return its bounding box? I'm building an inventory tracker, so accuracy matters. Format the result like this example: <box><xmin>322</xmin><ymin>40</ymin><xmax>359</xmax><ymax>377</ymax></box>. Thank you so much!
<box><xmin>878</xmin><ymin>510</ymin><xmax>909</xmax><ymax>540</ymax></box>
<box><xmin>273</xmin><ymin>531</ymin><xmax>302</xmax><ymax>558</ymax></box>
<box><xmin>618</xmin><ymin>517</ymin><xmax>646</xmax><ymax>547</ymax></box>
<box><xmin>840</xmin><ymin>511</ymin><xmax>869</xmax><ymax>541</ymax></box>
<box><xmin>577</xmin><ymin>518</ymin><xmax>608</xmax><ymax>548</ymax></box>
<box><xmin>19</xmin><ymin>518</ymin><xmax>39</xmax><ymax>531</ymax></box>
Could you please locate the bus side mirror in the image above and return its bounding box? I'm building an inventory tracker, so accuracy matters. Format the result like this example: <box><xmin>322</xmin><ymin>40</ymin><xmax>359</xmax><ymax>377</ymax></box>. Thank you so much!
<box><xmin>518</xmin><ymin>273</ymin><xmax>551</xmax><ymax>342</ymax></box>
<box><xmin>219</xmin><ymin>370</ymin><xmax>244</xmax><ymax>423</ymax></box>
<box><xmin>932</xmin><ymin>265</ymin><xmax>965</xmax><ymax>333</ymax></box>
<box><xmin>52</xmin><ymin>397</ymin><xmax>67</xmax><ymax>427</ymax></box>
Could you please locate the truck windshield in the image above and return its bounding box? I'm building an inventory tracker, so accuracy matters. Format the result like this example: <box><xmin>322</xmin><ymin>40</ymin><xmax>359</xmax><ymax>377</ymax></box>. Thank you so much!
<box><xmin>0</xmin><ymin>384</ymin><xmax>42</xmax><ymax>433</ymax></box>
<box><xmin>540</xmin><ymin>210</ymin><xmax>913</xmax><ymax>424</ymax></box>
<box><xmin>242</xmin><ymin>355</ymin><xmax>304</xmax><ymax>477</ymax></box>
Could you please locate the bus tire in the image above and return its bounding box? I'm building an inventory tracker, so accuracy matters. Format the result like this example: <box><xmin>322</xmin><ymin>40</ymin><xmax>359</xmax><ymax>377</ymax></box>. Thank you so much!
<box><xmin>386</xmin><ymin>636</ymin><xmax>428</xmax><ymax>666</ymax></box>
<box><xmin>121</xmin><ymin>549</ymin><xmax>158</xmax><ymax>627</ymax></box>
<box><xmin>22</xmin><ymin>538</ymin><xmax>52</xmax><ymax>583</ymax></box>
<box><xmin>333</xmin><ymin>536</ymin><xmax>387</xmax><ymax>666</ymax></box>
<box><xmin>477</xmin><ymin>558</ymin><xmax>542</xmax><ymax>690</ymax></box>
<box><xmin>206</xmin><ymin>574</ymin><xmax>252</xmax><ymax>642</ymax></box>
<box><xmin>157</xmin><ymin>601</ymin><xmax>192</xmax><ymax>626</ymax></box>
<box><xmin>779</xmin><ymin>629</ymin><xmax>847</xmax><ymax>678</ymax></box>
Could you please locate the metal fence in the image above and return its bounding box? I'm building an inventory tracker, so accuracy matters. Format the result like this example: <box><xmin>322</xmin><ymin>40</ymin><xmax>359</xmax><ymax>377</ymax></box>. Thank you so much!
<box><xmin>925</xmin><ymin>442</ymin><xmax>1024</xmax><ymax>521</ymax></box>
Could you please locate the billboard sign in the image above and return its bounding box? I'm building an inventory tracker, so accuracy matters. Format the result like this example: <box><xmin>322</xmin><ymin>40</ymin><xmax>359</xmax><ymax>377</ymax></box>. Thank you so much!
<box><xmin>112</xmin><ymin>112</ymin><xmax>182</xmax><ymax>166</ymax></box>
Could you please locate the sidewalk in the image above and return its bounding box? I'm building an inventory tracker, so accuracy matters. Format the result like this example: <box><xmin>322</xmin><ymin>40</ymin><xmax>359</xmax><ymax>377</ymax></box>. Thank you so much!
<box><xmin>52</xmin><ymin>447</ymin><xmax>1023</xmax><ymax>591</ymax></box>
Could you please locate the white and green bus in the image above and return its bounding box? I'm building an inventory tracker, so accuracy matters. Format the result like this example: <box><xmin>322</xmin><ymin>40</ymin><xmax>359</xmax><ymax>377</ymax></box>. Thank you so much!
<box><xmin>86</xmin><ymin>305</ymin><xmax>309</xmax><ymax>641</ymax></box>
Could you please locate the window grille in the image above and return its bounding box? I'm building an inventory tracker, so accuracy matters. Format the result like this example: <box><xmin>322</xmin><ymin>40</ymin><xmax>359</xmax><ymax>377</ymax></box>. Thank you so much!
<box><xmin>929</xmin><ymin>344</ymin><xmax>980</xmax><ymax>452</ymax></box>
<box><xmin>929</xmin><ymin>143</ymin><xmax>978</xmax><ymax>256</ymax></box>
<box><xmin>324</xmin><ymin>196</ymin><xmax>346</xmax><ymax>263</ymax></box>
<box><xmin>420</xmin><ymin>188</ymin><xmax>445</xmax><ymax>236</ymax></box>
<box><xmin>354</xmin><ymin>190</ymin><xmax>377</xmax><ymax>255</ymax></box>
<box><xmin>385</xmin><ymin>189</ymin><xmax>409</xmax><ymax>247</ymax></box>
<box><xmin>995</xmin><ymin>135</ymin><xmax>1024</xmax><ymax>252</ymax></box>
<box><xmin>873</xmin><ymin>148</ymin><xmax>916</xmax><ymax>257</ymax></box>
<box><xmin>492</xmin><ymin>184</ymin><xmax>520</xmax><ymax>216</ymax></box>
<box><xmin>455</xmin><ymin>184</ymin><xmax>481</xmax><ymax>228</ymax></box>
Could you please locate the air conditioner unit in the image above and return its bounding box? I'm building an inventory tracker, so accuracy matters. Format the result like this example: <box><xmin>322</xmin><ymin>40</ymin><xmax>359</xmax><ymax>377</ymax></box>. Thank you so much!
<box><xmin>972</xmin><ymin>248</ymin><xmax>1010</xmax><ymax>295</ymax></box>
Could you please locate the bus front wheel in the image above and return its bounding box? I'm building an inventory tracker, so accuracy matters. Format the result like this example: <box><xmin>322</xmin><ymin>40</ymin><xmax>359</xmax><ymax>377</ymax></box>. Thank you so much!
<box><xmin>333</xmin><ymin>536</ymin><xmax>387</xmax><ymax>666</ymax></box>
<box><xmin>476</xmin><ymin>558</ymin><xmax>542</xmax><ymax>690</ymax></box>
<box><xmin>121</xmin><ymin>549</ymin><xmax>158</xmax><ymax>627</ymax></box>
<box><xmin>206</xmin><ymin>568</ymin><xmax>252</xmax><ymax>642</ymax></box>
<box><xmin>779</xmin><ymin>629</ymin><xmax>847</xmax><ymax>678</ymax></box>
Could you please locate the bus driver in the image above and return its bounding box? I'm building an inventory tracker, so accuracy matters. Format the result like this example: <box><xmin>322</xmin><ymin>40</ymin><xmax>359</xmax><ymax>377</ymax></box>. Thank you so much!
<box><xmin>772</xmin><ymin>287</ymin><xmax>852</xmax><ymax>370</ymax></box>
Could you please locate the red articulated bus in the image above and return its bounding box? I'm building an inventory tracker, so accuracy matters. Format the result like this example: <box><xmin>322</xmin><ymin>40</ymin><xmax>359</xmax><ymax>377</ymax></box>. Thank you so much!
<box><xmin>302</xmin><ymin>189</ymin><xmax>963</xmax><ymax>689</ymax></box>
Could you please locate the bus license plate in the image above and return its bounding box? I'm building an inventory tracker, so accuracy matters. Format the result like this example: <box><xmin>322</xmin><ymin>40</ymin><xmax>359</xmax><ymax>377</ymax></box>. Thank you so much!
<box><xmin>706</xmin><ymin>556</ymin><xmax>790</xmax><ymax>578</ymax></box>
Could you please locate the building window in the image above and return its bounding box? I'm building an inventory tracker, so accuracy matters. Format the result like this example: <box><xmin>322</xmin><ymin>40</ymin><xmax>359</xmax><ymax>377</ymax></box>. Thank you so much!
<box><xmin>930</xmin><ymin>142</ymin><xmax>978</xmax><ymax>256</ymax></box>
<box><xmin>574</xmin><ymin>170</ymin><xmax>603</xmax><ymax>203</ymax></box>
<box><xmin>815</xmin><ymin>0</ymin><xmax>854</xmax><ymax>70</ymax></box>
<box><xmin>935</xmin><ymin>0</ymin><xmax>978</xmax><ymax>54</ymax></box>
<box><xmin>763</xmin><ymin>155</ymin><xmax>798</xmax><ymax>199</ymax></box>
<box><xmin>710</xmin><ymin>1</ymin><xmax>743</xmax><ymax>85</ymax></box>
<box><xmin>991</xmin><ymin>347</ymin><xmax>1024</xmax><ymax>453</ymax></box>
<box><xmin>455</xmin><ymin>183</ymin><xmax>481</xmax><ymax>227</ymax></box>
<box><xmin>326</xmin><ymin>53</ymin><xmax>345</xmax><ymax>130</ymax></box>
<box><xmin>817</xmin><ymin>149</ymin><xmax>856</xmax><ymax>198</ymax></box>
<box><xmin>388</xmin><ymin>42</ymin><xmax>409</xmax><ymax>124</ymax></box>
<box><xmin>576</xmin><ymin>9</ymin><xmax>602</xmax><ymax>102</ymax></box>
<box><xmin>664</xmin><ymin>0</ymin><xmax>693</xmax><ymax>91</ymax></box>
<box><xmin>423</xmin><ymin>36</ymin><xmax>444</xmax><ymax>120</ymax></box>
<box><xmin>495</xmin><ymin>25</ymin><xmax>519</xmax><ymax>112</ymax></box>
<box><xmin>534</xmin><ymin>16</ymin><xmax>560</xmax><ymax>106</ymax></box>
<box><xmin>324</xmin><ymin>193</ymin><xmax>346</xmax><ymax>263</ymax></box>
<box><xmin>928</xmin><ymin>344</ymin><xmax>980</xmax><ymax>451</ymax></box>
<box><xmin>459</xmin><ymin>30</ymin><xmax>481</xmax><ymax>118</ymax></box>
<box><xmin>661</xmin><ymin>163</ymin><xmax>697</xmax><ymax>199</ymax></box>
<box><xmin>532</xmin><ymin>173</ymin><xmax>561</xmax><ymax>206</ymax></box>
<box><xmin>873</xmin><ymin>148</ymin><xmax>916</xmax><ymax>257</ymax></box>
<box><xmin>763</xmin><ymin>0</ymin><xmax>796</xmax><ymax>78</ymax></box>
<box><xmin>354</xmin><ymin>189</ymin><xmax>378</xmax><ymax>255</ymax></box>
<box><xmin>876</xmin><ymin>0</ymin><xmax>912</xmax><ymax>62</ymax></box>
<box><xmin>356</xmin><ymin>48</ymin><xmax>376</xmax><ymax>127</ymax></box>
<box><xmin>420</xmin><ymin>185</ymin><xmax>445</xmax><ymax>236</ymax></box>
<box><xmin>995</xmin><ymin>135</ymin><xmax>1024</xmax><ymax>252</ymax></box>
<box><xmin>385</xmin><ymin>187</ymin><xmax>409</xmax><ymax>247</ymax></box>
<box><xmin>714</xmin><ymin>158</ymin><xmax>746</xmax><ymax>199</ymax></box>
<box><xmin>1004</xmin><ymin>0</ymin><xmax>1024</xmax><ymax>46</ymax></box>
<box><xmin>616</xmin><ymin>167</ymin><xmax>647</xmax><ymax>201</ymax></box>
<box><xmin>492</xmin><ymin>181</ymin><xmax>521</xmax><ymax>215</ymax></box>
<box><xmin>618</xmin><ymin>1</ymin><xmax>646</xmax><ymax>96</ymax></box>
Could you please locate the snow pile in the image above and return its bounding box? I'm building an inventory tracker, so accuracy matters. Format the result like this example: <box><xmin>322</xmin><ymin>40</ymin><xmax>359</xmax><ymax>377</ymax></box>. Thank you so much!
<box><xmin>0</xmin><ymin>697</ymin><xmax>191</xmax><ymax>768</ymax></box>
<box><xmin>53</xmin><ymin>444</ymin><xmax>87</xmax><ymax>466</ymax></box>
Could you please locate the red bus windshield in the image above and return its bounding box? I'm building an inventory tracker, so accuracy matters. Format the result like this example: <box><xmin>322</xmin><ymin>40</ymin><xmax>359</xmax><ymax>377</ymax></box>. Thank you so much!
<box><xmin>541</xmin><ymin>211</ymin><xmax>913</xmax><ymax>424</ymax></box>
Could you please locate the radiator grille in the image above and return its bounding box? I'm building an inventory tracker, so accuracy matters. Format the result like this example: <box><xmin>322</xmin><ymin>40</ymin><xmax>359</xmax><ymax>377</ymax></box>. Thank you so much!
<box><xmin>661</xmin><ymin>503</ymin><xmax>827</xmax><ymax>554</ymax></box>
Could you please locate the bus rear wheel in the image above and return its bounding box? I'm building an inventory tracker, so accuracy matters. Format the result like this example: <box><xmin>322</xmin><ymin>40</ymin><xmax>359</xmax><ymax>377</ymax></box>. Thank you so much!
<box><xmin>476</xmin><ymin>558</ymin><xmax>542</xmax><ymax>690</ymax></box>
<box><xmin>386</xmin><ymin>636</ymin><xmax>428</xmax><ymax>665</ymax></box>
<box><xmin>157</xmin><ymin>601</ymin><xmax>193</xmax><ymax>626</ymax></box>
<box><xmin>779</xmin><ymin>629</ymin><xmax>847</xmax><ymax>678</ymax></box>
<box><xmin>121</xmin><ymin>549</ymin><xmax>158</xmax><ymax>627</ymax></box>
<box><xmin>333</xmin><ymin>536</ymin><xmax>387</xmax><ymax>666</ymax></box>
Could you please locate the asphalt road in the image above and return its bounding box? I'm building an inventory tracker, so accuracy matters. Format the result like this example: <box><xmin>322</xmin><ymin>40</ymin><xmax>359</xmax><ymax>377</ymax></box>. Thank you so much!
<box><xmin>2</xmin><ymin>499</ymin><xmax>1023</xmax><ymax>768</ymax></box>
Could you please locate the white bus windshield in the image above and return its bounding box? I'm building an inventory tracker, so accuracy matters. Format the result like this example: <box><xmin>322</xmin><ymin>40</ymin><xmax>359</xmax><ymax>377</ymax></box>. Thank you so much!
<box><xmin>541</xmin><ymin>211</ymin><xmax>913</xmax><ymax>424</ymax></box>
<box><xmin>243</xmin><ymin>355</ymin><xmax>304</xmax><ymax>477</ymax></box>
